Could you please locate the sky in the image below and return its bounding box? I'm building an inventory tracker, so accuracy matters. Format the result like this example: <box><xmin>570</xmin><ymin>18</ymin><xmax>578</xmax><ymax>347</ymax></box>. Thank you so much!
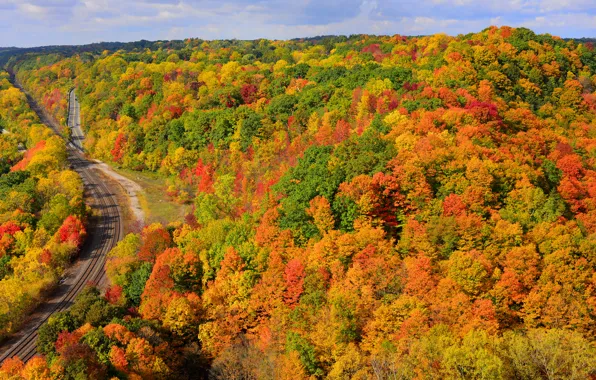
<box><xmin>2</xmin><ymin>0</ymin><xmax>596</xmax><ymax>47</ymax></box>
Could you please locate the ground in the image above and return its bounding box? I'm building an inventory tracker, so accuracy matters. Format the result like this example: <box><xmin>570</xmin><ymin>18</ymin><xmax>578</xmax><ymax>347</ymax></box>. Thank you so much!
<box><xmin>109</xmin><ymin>167</ymin><xmax>192</xmax><ymax>226</ymax></box>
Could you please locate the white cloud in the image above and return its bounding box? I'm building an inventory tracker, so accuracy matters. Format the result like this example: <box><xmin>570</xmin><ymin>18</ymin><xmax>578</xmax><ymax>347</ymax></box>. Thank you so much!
<box><xmin>4</xmin><ymin>0</ymin><xmax>596</xmax><ymax>47</ymax></box>
<box><xmin>521</xmin><ymin>12</ymin><xmax>596</xmax><ymax>29</ymax></box>
<box><xmin>537</xmin><ymin>0</ymin><xmax>596</xmax><ymax>13</ymax></box>
<box><xmin>18</xmin><ymin>2</ymin><xmax>49</xmax><ymax>18</ymax></box>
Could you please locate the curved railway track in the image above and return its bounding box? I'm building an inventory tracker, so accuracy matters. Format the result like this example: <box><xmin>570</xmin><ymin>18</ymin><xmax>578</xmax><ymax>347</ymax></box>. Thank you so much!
<box><xmin>0</xmin><ymin>77</ymin><xmax>123</xmax><ymax>364</ymax></box>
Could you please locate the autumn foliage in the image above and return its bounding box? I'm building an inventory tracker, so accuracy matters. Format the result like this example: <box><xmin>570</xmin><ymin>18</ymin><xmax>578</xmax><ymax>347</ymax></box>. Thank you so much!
<box><xmin>8</xmin><ymin>27</ymin><xmax>596</xmax><ymax>378</ymax></box>
<box><xmin>0</xmin><ymin>72</ymin><xmax>87</xmax><ymax>342</ymax></box>
<box><xmin>57</xmin><ymin>215</ymin><xmax>86</xmax><ymax>246</ymax></box>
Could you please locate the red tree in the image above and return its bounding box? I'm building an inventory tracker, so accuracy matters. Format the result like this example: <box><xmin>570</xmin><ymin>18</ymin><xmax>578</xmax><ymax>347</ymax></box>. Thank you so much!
<box><xmin>57</xmin><ymin>215</ymin><xmax>86</xmax><ymax>247</ymax></box>
<box><xmin>284</xmin><ymin>259</ymin><xmax>305</xmax><ymax>308</ymax></box>
<box><xmin>138</xmin><ymin>225</ymin><xmax>172</xmax><ymax>262</ymax></box>
<box><xmin>240</xmin><ymin>84</ymin><xmax>258</xmax><ymax>104</ymax></box>
<box><xmin>111</xmin><ymin>133</ymin><xmax>127</xmax><ymax>163</ymax></box>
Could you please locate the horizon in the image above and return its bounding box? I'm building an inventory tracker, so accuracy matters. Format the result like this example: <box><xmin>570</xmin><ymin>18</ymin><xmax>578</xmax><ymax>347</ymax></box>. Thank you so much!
<box><xmin>2</xmin><ymin>0</ymin><xmax>596</xmax><ymax>48</ymax></box>
<box><xmin>1</xmin><ymin>29</ymin><xmax>595</xmax><ymax>51</ymax></box>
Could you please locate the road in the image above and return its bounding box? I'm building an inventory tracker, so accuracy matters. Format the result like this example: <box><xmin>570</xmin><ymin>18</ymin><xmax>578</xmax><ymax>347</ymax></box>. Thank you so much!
<box><xmin>68</xmin><ymin>89</ymin><xmax>85</xmax><ymax>151</ymax></box>
<box><xmin>0</xmin><ymin>76</ymin><xmax>123</xmax><ymax>364</ymax></box>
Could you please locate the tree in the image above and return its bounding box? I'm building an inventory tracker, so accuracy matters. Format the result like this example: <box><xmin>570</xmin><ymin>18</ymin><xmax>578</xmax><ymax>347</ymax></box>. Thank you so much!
<box><xmin>503</xmin><ymin>328</ymin><xmax>596</xmax><ymax>380</ymax></box>
<box><xmin>163</xmin><ymin>294</ymin><xmax>202</xmax><ymax>337</ymax></box>
<box><xmin>56</xmin><ymin>215</ymin><xmax>86</xmax><ymax>247</ymax></box>
<box><xmin>138</xmin><ymin>224</ymin><xmax>172</xmax><ymax>262</ymax></box>
<box><xmin>443</xmin><ymin>329</ymin><xmax>503</xmax><ymax>379</ymax></box>
<box><xmin>284</xmin><ymin>259</ymin><xmax>305</xmax><ymax>308</ymax></box>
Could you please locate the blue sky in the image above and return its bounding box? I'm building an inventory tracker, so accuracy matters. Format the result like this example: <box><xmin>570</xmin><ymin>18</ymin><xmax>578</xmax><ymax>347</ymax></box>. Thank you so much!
<box><xmin>2</xmin><ymin>0</ymin><xmax>596</xmax><ymax>47</ymax></box>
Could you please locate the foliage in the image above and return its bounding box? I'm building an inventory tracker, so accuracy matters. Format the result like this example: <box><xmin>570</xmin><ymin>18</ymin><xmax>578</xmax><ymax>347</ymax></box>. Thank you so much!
<box><xmin>7</xmin><ymin>27</ymin><xmax>596</xmax><ymax>378</ymax></box>
<box><xmin>0</xmin><ymin>72</ymin><xmax>86</xmax><ymax>341</ymax></box>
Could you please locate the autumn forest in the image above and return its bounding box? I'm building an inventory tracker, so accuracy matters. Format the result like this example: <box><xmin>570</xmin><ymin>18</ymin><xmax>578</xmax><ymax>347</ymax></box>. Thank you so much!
<box><xmin>1</xmin><ymin>26</ymin><xmax>596</xmax><ymax>378</ymax></box>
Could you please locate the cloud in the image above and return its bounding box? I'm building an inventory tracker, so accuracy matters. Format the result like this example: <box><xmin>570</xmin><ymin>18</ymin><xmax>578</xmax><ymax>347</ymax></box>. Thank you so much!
<box><xmin>2</xmin><ymin>0</ymin><xmax>596</xmax><ymax>47</ymax></box>
<box><xmin>18</xmin><ymin>3</ymin><xmax>47</xmax><ymax>17</ymax></box>
<box><xmin>10</xmin><ymin>0</ymin><xmax>75</xmax><ymax>24</ymax></box>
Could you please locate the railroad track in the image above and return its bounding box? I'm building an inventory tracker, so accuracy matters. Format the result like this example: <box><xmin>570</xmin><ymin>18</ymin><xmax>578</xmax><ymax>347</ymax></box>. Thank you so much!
<box><xmin>0</xmin><ymin>76</ymin><xmax>123</xmax><ymax>363</ymax></box>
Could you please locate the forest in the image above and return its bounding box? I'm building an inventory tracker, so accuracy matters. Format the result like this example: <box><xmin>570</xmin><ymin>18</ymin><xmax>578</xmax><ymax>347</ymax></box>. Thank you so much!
<box><xmin>2</xmin><ymin>26</ymin><xmax>596</xmax><ymax>378</ymax></box>
<box><xmin>0</xmin><ymin>72</ymin><xmax>87</xmax><ymax>341</ymax></box>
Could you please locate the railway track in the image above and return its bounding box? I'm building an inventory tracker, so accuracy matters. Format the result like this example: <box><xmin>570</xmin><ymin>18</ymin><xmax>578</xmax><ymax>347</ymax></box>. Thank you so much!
<box><xmin>0</xmin><ymin>76</ymin><xmax>123</xmax><ymax>363</ymax></box>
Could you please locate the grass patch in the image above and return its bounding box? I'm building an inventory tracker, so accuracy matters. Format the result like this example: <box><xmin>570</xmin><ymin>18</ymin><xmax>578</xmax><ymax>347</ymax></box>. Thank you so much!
<box><xmin>111</xmin><ymin>167</ymin><xmax>191</xmax><ymax>225</ymax></box>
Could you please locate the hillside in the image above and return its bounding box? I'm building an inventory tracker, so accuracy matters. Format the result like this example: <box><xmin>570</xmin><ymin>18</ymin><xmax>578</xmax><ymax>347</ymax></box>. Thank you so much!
<box><xmin>3</xmin><ymin>26</ymin><xmax>596</xmax><ymax>378</ymax></box>
<box><xmin>0</xmin><ymin>72</ymin><xmax>87</xmax><ymax>342</ymax></box>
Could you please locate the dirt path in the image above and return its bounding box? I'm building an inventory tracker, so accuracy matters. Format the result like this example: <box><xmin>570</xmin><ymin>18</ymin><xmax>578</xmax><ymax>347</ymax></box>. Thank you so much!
<box><xmin>89</xmin><ymin>160</ymin><xmax>145</xmax><ymax>227</ymax></box>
